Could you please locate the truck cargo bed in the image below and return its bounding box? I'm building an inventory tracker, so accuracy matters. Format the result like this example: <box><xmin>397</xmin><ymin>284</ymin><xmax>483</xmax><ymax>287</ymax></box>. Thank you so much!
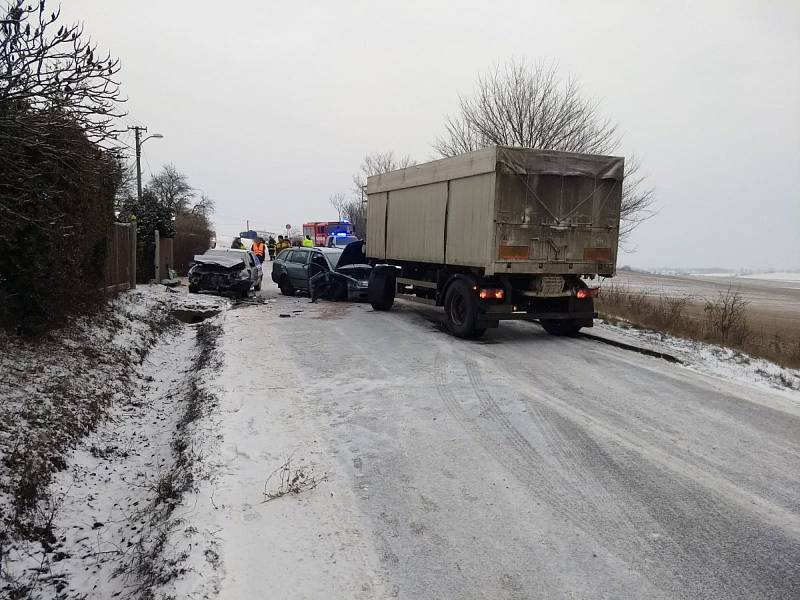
<box><xmin>366</xmin><ymin>146</ymin><xmax>623</xmax><ymax>277</ymax></box>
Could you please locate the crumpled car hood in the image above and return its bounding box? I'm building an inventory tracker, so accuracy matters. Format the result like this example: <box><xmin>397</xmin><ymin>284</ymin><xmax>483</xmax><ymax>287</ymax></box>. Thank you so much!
<box><xmin>192</xmin><ymin>254</ymin><xmax>245</xmax><ymax>269</ymax></box>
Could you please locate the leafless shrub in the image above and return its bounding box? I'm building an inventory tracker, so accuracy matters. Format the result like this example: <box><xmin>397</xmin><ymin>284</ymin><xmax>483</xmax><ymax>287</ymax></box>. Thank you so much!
<box><xmin>654</xmin><ymin>295</ymin><xmax>691</xmax><ymax>328</ymax></box>
<box><xmin>597</xmin><ymin>282</ymin><xmax>799</xmax><ymax>368</ymax></box>
<box><xmin>262</xmin><ymin>457</ymin><xmax>327</xmax><ymax>503</ymax></box>
<box><xmin>703</xmin><ymin>286</ymin><xmax>750</xmax><ymax>346</ymax></box>
<box><xmin>625</xmin><ymin>290</ymin><xmax>650</xmax><ymax>316</ymax></box>
<box><xmin>792</xmin><ymin>338</ymin><xmax>800</xmax><ymax>363</ymax></box>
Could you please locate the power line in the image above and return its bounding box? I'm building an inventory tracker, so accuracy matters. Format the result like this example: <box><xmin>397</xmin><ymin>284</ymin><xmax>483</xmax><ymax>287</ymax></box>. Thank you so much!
<box><xmin>141</xmin><ymin>148</ymin><xmax>154</xmax><ymax>178</ymax></box>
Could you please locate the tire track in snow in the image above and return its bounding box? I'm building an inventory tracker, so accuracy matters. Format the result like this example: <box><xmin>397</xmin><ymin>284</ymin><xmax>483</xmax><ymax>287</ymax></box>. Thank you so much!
<box><xmin>464</xmin><ymin>358</ymin><xmax>637</xmax><ymax>541</ymax></box>
<box><xmin>374</xmin><ymin>306</ymin><xmax>800</xmax><ymax>597</ymax></box>
<box><xmin>438</xmin><ymin>351</ymin><xmax>799</xmax><ymax>598</ymax></box>
<box><xmin>434</xmin><ymin>351</ymin><xmax>625</xmax><ymax>540</ymax></box>
<box><xmin>490</xmin><ymin>359</ymin><xmax>800</xmax><ymax>599</ymax></box>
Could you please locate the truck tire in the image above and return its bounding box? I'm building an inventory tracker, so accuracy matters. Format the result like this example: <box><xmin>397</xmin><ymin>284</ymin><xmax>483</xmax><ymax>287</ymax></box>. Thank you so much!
<box><xmin>368</xmin><ymin>267</ymin><xmax>396</xmax><ymax>311</ymax></box>
<box><xmin>188</xmin><ymin>284</ymin><xmax>199</xmax><ymax>294</ymax></box>
<box><xmin>279</xmin><ymin>275</ymin><xmax>294</xmax><ymax>296</ymax></box>
<box><xmin>444</xmin><ymin>279</ymin><xmax>486</xmax><ymax>339</ymax></box>
<box><xmin>540</xmin><ymin>319</ymin><xmax>582</xmax><ymax>337</ymax></box>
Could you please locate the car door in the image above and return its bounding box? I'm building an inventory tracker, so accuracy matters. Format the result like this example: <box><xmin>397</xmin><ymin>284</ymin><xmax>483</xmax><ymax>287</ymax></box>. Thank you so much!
<box><xmin>241</xmin><ymin>252</ymin><xmax>256</xmax><ymax>288</ymax></box>
<box><xmin>287</xmin><ymin>249</ymin><xmax>310</xmax><ymax>289</ymax></box>
<box><xmin>272</xmin><ymin>249</ymin><xmax>290</xmax><ymax>282</ymax></box>
<box><xmin>307</xmin><ymin>251</ymin><xmax>331</xmax><ymax>289</ymax></box>
<box><xmin>248</xmin><ymin>251</ymin><xmax>262</xmax><ymax>285</ymax></box>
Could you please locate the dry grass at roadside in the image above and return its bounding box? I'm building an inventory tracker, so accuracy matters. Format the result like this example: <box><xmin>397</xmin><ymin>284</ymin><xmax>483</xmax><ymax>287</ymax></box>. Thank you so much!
<box><xmin>0</xmin><ymin>295</ymin><xmax>177</xmax><ymax>555</ymax></box>
<box><xmin>597</xmin><ymin>283</ymin><xmax>800</xmax><ymax>369</ymax></box>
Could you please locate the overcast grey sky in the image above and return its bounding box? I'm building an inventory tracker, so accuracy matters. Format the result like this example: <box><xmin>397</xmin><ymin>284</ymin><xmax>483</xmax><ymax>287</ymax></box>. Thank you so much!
<box><xmin>66</xmin><ymin>0</ymin><xmax>799</xmax><ymax>269</ymax></box>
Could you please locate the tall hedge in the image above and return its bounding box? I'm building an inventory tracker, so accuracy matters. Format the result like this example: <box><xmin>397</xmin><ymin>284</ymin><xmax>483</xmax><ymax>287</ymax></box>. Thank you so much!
<box><xmin>0</xmin><ymin>105</ymin><xmax>121</xmax><ymax>333</ymax></box>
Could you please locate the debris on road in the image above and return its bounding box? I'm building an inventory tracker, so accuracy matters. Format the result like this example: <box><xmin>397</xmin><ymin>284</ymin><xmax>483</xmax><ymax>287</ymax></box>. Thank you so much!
<box><xmin>262</xmin><ymin>457</ymin><xmax>328</xmax><ymax>503</ymax></box>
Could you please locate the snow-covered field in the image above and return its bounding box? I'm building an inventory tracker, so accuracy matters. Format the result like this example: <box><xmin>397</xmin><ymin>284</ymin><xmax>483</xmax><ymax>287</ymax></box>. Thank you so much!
<box><xmin>738</xmin><ymin>271</ymin><xmax>800</xmax><ymax>282</ymax></box>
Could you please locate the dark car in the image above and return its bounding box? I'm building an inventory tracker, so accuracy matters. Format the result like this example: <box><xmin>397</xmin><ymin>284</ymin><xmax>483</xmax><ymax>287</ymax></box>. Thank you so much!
<box><xmin>271</xmin><ymin>242</ymin><xmax>372</xmax><ymax>301</ymax></box>
<box><xmin>188</xmin><ymin>249</ymin><xmax>263</xmax><ymax>297</ymax></box>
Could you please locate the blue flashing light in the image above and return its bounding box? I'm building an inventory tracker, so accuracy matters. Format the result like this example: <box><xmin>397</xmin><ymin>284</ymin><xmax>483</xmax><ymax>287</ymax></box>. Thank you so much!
<box><xmin>335</xmin><ymin>232</ymin><xmax>348</xmax><ymax>237</ymax></box>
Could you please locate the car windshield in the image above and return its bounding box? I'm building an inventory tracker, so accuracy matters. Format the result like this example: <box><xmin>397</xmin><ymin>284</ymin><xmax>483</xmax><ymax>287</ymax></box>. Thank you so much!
<box><xmin>333</xmin><ymin>236</ymin><xmax>358</xmax><ymax>246</ymax></box>
<box><xmin>323</xmin><ymin>249</ymin><xmax>343</xmax><ymax>268</ymax></box>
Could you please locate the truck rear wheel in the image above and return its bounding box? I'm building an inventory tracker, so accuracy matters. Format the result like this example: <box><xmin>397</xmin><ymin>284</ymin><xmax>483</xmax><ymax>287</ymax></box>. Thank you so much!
<box><xmin>444</xmin><ymin>280</ymin><xmax>486</xmax><ymax>339</ymax></box>
<box><xmin>368</xmin><ymin>267</ymin><xmax>396</xmax><ymax>311</ymax></box>
<box><xmin>541</xmin><ymin>319</ymin><xmax>582</xmax><ymax>337</ymax></box>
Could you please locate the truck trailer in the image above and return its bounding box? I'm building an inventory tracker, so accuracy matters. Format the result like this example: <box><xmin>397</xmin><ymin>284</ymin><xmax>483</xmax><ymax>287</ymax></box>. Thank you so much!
<box><xmin>365</xmin><ymin>146</ymin><xmax>624</xmax><ymax>338</ymax></box>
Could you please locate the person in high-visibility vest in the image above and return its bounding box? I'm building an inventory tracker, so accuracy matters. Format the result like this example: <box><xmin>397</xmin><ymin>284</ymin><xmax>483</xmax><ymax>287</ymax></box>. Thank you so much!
<box><xmin>276</xmin><ymin>235</ymin><xmax>291</xmax><ymax>253</ymax></box>
<box><xmin>267</xmin><ymin>236</ymin><xmax>276</xmax><ymax>260</ymax></box>
<box><xmin>251</xmin><ymin>238</ymin><xmax>266</xmax><ymax>263</ymax></box>
<box><xmin>302</xmin><ymin>235</ymin><xmax>313</xmax><ymax>248</ymax></box>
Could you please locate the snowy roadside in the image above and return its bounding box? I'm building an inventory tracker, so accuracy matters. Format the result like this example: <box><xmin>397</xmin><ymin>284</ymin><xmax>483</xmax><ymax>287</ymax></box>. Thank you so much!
<box><xmin>590</xmin><ymin>319</ymin><xmax>800</xmax><ymax>398</ymax></box>
<box><xmin>0</xmin><ymin>286</ymin><xmax>226</xmax><ymax>598</ymax></box>
<box><xmin>148</xmin><ymin>296</ymin><xmax>392</xmax><ymax>599</ymax></box>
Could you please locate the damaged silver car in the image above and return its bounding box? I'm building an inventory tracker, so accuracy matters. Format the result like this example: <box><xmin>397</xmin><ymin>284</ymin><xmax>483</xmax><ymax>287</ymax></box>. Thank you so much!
<box><xmin>188</xmin><ymin>249</ymin><xmax>263</xmax><ymax>297</ymax></box>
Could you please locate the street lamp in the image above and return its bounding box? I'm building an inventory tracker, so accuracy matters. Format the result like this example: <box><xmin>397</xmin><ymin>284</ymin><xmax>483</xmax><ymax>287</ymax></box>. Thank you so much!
<box><xmin>128</xmin><ymin>126</ymin><xmax>164</xmax><ymax>204</ymax></box>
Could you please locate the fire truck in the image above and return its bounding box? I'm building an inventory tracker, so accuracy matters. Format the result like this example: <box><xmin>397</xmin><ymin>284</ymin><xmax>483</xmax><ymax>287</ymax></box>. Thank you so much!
<box><xmin>302</xmin><ymin>221</ymin><xmax>354</xmax><ymax>246</ymax></box>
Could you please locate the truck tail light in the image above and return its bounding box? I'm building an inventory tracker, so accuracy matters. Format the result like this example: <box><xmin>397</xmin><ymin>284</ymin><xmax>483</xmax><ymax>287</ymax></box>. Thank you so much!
<box><xmin>576</xmin><ymin>288</ymin><xmax>599</xmax><ymax>299</ymax></box>
<box><xmin>479</xmin><ymin>288</ymin><xmax>505</xmax><ymax>300</ymax></box>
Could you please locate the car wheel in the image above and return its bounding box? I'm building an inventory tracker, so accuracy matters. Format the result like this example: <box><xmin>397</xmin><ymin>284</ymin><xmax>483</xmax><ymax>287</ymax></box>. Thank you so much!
<box><xmin>279</xmin><ymin>275</ymin><xmax>294</xmax><ymax>296</ymax></box>
<box><xmin>444</xmin><ymin>280</ymin><xmax>485</xmax><ymax>339</ymax></box>
<box><xmin>540</xmin><ymin>319</ymin><xmax>582</xmax><ymax>337</ymax></box>
<box><xmin>254</xmin><ymin>280</ymin><xmax>261</xmax><ymax>292</ymax></box>
<box><xmin>189</xmin><ymin>284</ymin><xmax>199</xmax><ymax>293</ymax></box>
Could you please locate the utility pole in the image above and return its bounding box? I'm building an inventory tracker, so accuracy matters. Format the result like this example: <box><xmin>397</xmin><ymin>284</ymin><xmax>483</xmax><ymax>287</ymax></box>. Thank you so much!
<box><xmin>128</xmin><ymin>125</ymin><xmax>163</xmax><ymax>204</ymax></box>
<box><xmin>129</xmin><ymin>126</ymin><xmax>146</xmax><ymax>203</ymax></box>
<box><xmin>128</xmin><ymin>125</ymin><xmax>163</xmax><ymax>281</ymax></box>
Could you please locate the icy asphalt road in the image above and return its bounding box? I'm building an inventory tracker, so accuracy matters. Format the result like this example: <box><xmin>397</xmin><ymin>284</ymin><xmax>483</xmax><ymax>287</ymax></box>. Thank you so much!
<box><xmin>199</xmin><ymin>286</ymin><xmax>800</xmax><ymax>599</ymax></box>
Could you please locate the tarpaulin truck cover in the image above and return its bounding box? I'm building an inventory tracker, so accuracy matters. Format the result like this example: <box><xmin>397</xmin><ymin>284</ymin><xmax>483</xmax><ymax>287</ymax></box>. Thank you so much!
<box><xmin>366</xmin><ymin>146</ymin><xmax>624</xmax><ymax>277</ymax></box>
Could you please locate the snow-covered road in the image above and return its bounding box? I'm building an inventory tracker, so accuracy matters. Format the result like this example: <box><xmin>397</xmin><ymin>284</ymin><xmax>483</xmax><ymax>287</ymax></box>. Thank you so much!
<box><xmin>187</xmin><ymin>285</ymin><xmax>800</xmax><ymax>599</ymax></box>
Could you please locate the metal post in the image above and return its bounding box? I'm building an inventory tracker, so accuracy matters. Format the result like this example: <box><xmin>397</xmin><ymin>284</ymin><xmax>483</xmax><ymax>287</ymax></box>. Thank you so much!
<box><xmin>154</xmin><ymin>229</ymin><xmax>160</xmax><ymax>283</ymax></box>
<box><xmin>130</xmin><ymin>223</ymin><xmax>137</xmax><ymax>289</ymax></box>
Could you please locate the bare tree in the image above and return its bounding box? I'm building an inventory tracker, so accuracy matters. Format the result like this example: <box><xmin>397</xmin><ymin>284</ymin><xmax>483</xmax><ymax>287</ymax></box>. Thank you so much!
<box><xmin>351</xmin><ymin>151</ymin><xmax>416</xmax><ymax>200</ymax></box>
<box><xmin>342</xmin><ymin>200</ymin><xmax>366</xmax><ymax>240</ymax></box>
<box><xmin>434</xmin><ymin>60</ymin><xmax>655</xmax><ymax>239</ymax></box>
<box><xmin>191</xmin><ymin>193</ymin><xmax>215</xmax><ymax>219</ymax></box>
<box><xmin>345</xmin><ymin>152</ymin><xmax>416</xmax><ymax>240</ymax></box>
<box><xmin>0</xmin><ymin>1</ymin><xmax>124</xmax><ymax>146</ymax></box>
<box><xmin>147</xmin><ymin>164</ymin><xmax>194</xmax><ymax>214</ymax></box>
<box><xmin>329</xmin><ymin>192</ymin><xmax>347</xmax><ymax>221</ymax></box>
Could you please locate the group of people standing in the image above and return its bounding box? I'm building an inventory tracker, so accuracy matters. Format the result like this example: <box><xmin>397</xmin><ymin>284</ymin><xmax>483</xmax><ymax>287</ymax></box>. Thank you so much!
<box><xmin>230</xmin><ymin>234</ymin><xmax>297</xmax><ymax>263</ymax></box>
